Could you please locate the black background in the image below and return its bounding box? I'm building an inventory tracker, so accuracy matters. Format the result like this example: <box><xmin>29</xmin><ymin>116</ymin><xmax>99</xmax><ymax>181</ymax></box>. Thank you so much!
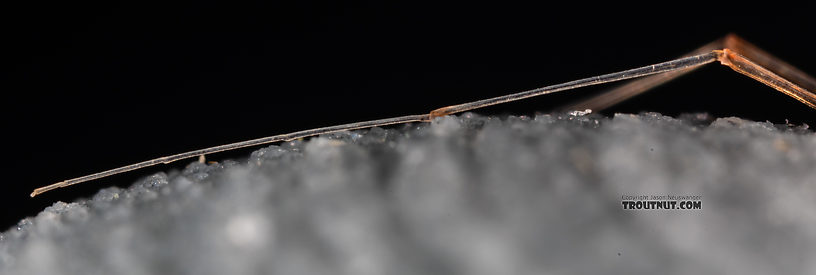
<box><xmin>3</xmin><ymin>1</ymin><xmax>815</xmax><ymax>230</ymax></box>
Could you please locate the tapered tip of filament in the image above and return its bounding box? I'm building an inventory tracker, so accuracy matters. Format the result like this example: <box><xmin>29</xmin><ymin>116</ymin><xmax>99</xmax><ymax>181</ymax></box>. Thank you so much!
<box><xmin>30</xmin><ymin>183</ymin><xmax>63</xmax><ymax>197</ymax></box>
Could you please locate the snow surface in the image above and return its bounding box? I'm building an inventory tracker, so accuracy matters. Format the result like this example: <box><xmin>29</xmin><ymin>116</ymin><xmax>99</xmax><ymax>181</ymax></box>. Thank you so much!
<box><xmin>2</xmin><ymin>112</ymin><xmax>815</xmax><ymax>275</ymax></box>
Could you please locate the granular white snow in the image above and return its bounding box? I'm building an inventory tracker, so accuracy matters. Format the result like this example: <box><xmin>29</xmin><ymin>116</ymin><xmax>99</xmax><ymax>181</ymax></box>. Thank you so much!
<box><xmin>2</xmin><ymin>112</ymin><xmax>815</xmax><ymax>275</ymax></box>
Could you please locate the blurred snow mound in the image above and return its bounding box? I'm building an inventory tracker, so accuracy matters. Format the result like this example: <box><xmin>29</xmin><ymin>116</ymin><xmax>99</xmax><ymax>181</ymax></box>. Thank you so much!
<box><xmin>2</xmin><ymin>112</ymin><xmax>815</xmax><ymax>275</ymax></box>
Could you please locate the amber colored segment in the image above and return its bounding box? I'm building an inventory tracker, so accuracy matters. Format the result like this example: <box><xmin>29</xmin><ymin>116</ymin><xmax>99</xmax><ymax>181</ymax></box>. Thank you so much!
<box><xmin>428</xmin><ymin>106</ymin><xmax>456</xmax><ymax>120</ymax></box>
<box><xmin>724</xmin><ymin>34</ymin><xmax>816</xmax><ymax>93</ymax></box>
<box><xmin>717</xmin><ymin>49</ymin><xmax>816</xmax><ymax>110</ymax></box>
